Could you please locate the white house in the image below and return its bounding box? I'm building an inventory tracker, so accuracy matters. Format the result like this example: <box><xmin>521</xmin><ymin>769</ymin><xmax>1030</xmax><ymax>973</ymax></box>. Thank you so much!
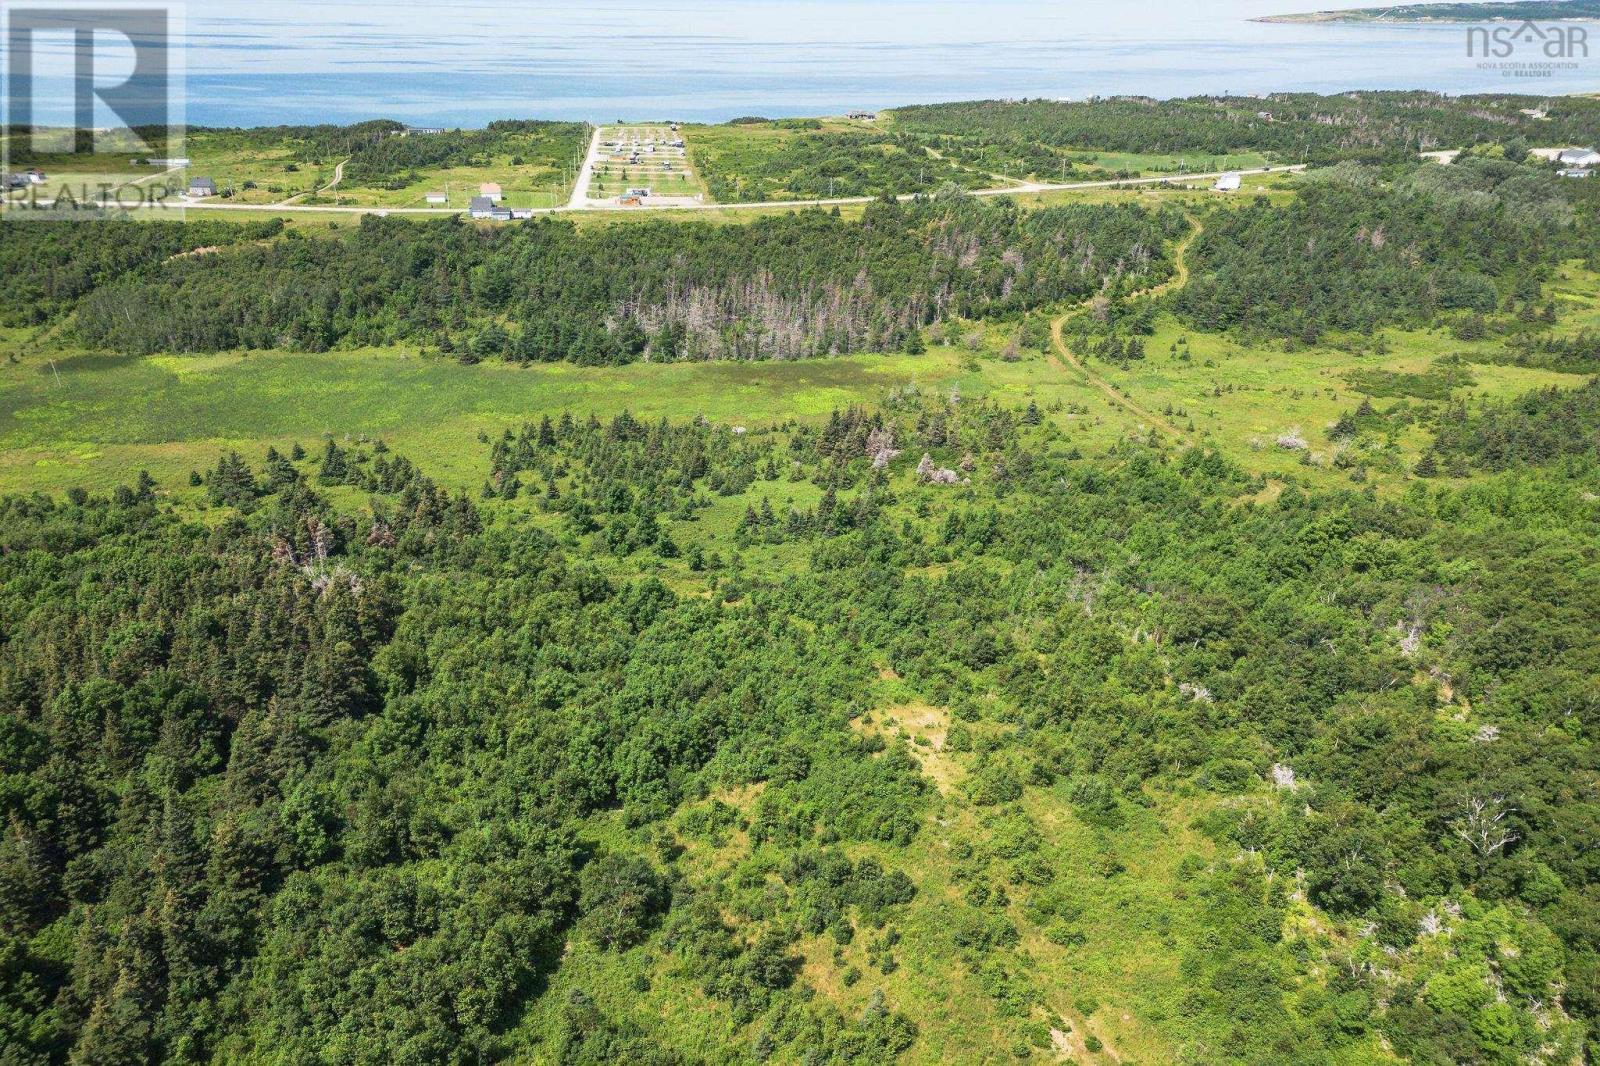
<box><xmin>187</xmin><ymin>177</ymin><xmax>217</xmax><ymax>197</ymax></box>
<box><xmin>479</xmin><ymin>182</ymin><xmax>503</xmax><ymax>202</ymax></box>
<box><xmin>1214</xmin><ymin>172</ymin><xmax>1242</xmax><ymax>192</ymax></box>
<box><xmin>425</xmin><ymin>192</ymin><xmax>448</xmax><ymax>204</ymax></box>
<box><xmin>1558</xmin><ymin>148</ymin><xmax>1600</xmax><ymax>167</ymax></box>
<box><xmin>1559</xmin><ymin>168</ymin><xmax>1593</xmax><ymax>179</ymax></box>
<box><xmin>469</xmin><ymin>195</ymin><xmax>511</xmax><ymax>221</ymax></box>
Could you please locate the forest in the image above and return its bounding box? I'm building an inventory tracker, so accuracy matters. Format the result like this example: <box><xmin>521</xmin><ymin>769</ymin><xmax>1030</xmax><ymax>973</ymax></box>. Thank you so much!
<box><xmin>2</xmin><ymin>380</ymin><xmax>1597</xmax><ymax>1063</ymax></box>
<box><xmin>47</xmin><ymin>196</ymin><xmax>1182</xmax><ymax>361</ymax></box>
<box><xmin>5</xmin><ymin>92</ymin><xmax>1600</xmax><ymax>1065</ymax></box>
<box><xmin>892</xmin><ymin>92</ymin><xmax>1600</xmax><ymax>166</ymax></box>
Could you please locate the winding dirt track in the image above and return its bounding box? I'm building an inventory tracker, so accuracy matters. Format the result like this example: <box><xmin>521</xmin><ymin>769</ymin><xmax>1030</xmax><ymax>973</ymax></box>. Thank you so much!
<box><xmin>1046</xmin><ymin>214</ymin><xmax>1203</xmax><ymax>443</ymax></box>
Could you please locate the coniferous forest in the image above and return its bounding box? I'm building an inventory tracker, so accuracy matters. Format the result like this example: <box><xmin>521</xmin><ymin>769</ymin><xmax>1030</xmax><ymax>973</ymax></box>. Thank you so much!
<box><xmin>4</xmin><ymin>91</ymin><xmax>1600</xmax><ymax>1065</ymax></box>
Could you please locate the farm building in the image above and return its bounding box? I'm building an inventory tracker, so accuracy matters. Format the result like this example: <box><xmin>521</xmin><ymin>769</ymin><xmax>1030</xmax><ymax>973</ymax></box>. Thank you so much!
<box><xmin>479</xmin><ymin>182</ymin><xmax>503</xmax><ymax>202</ymax></box>
<box><xmin>425</xmin><ymin>192</ymin><xmax>449</xmax><ymax>204</ymax></box>
<box><xmin>1558</xmin><ymin>148</ymin><xmax>1600</xmax><ymax>167</ymax></box>
<box><xmin>1214</xmin><ymin>172</ymin><xmax>1242</xmax><ymax>192</ymax></box>
<box><xmin>187</xmin><ymin>177</ymin><xmax>217</xmax><ymax>197</ymax></box>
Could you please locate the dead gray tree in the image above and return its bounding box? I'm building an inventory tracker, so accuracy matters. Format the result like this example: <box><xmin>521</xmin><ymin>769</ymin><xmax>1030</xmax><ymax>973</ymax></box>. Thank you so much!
<box><xmin>1453</xmin><ymin>795</ymin><xmax>1519</xmax><ymax>868</ymax></box>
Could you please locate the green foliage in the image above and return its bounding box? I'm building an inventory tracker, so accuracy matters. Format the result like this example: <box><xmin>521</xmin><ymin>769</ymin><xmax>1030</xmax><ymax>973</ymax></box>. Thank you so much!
<box><xmin>66</xmin><ymin>197</ymin><xmax>1180</xmax><ymax>360</ymax></box>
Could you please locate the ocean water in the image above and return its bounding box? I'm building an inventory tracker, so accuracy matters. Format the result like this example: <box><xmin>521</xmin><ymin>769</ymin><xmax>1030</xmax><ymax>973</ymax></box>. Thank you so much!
<box><xmin>16</xmin><ymin>0</ymin><xmax>1600</xmax><ymax>127</ymax></box>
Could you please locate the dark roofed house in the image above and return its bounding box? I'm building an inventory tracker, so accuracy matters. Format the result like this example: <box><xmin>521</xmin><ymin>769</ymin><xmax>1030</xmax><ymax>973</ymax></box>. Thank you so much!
<box><xmin>187</xmin><ymin>177</ymin><xmax>217</xmax><ymax>197</ymax></box>
<box><xmin>469</xmin><ymin>196</ymin><xmax>512</xmax><ymax>221</ymax></box>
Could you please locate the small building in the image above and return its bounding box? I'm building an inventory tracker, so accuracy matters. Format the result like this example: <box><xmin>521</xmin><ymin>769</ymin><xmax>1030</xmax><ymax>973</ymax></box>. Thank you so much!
<box><xmin>403</xmin><ymin>126</ymin><xmax>446</xmax><ymax>136</ymax></box>
<box><xmin>187</xmin><ymin>177</ymin><xmax>217</xmax><ymax>197</ymax></box>
<box><xmin>146</xmin><ymin>157</ymin><xmax>191</xmax><ymax>167</ymax></box>
<box><xmin>1557</xmin><ymin>148</ymin><xmax>1600</xmax><ymax>167</ymax></box>
<box><xmin>479</xmin><ymin>182</ymin><xmax>503</xmax><ymax>202</ymax></box>
<box><xmin>1214</xmin><ymin>172</ymin><xmax>1242</xmax><ymax>192</ymax></box>
<box><xmin>425</xmin><ymin>192</ymin><xmax>449</xmax><ymax>204</ymax></box>
<box><xmin>1</xmin><ymin>172</ymin><xmax>28</xmax><ymax>190</ymax></box>
<box><xmin>625</xmin><ymin>186</ymin><xmax>652</xmax><ymax>197</ymax></box>
<box><xmin>469</xmin><ymin>195</ymin><xmax>511</xmax><ymax>221</ymax></box>
<box><xmin>846</xmin><ymin>110</ymin><xmax>878</xmax><ymax>121</ymax></box>
<box><xmin>26</xmin><ymin>169</ymin><xmax>47</xmax><ymax>185</ymax></box>
<box><xmin>1559</xmin><ymin>168</ymin><xmax>1593</xmax><ymax>179</ymax></box>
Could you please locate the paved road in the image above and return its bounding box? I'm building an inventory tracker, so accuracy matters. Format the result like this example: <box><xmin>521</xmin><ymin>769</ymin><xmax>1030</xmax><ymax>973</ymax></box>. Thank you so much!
<box><xmin>568</xmin><ymin>126</ymin><xmax>604</xmax><ymax>210</ymax></box>
<box><xmin>10</xmin><ymin>163</ymin><xmax>1306</xmax><ymax>218</ymax></box>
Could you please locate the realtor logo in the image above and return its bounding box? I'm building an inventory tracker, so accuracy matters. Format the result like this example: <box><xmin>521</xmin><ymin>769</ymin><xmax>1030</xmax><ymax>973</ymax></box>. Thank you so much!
<box><xmin>1466</xmin><ymin>20</ymin><xmax>1590</xmax><ymax>61</ymax></box>
<box><xmin>2</xmin><ymin>2</ymin><xmax>187</xmax><ymax>218</ymax></box>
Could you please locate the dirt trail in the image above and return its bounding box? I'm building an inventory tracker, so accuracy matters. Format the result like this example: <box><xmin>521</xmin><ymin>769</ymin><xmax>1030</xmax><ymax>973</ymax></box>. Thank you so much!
<box><xmin>276</xmin><ymin>157</ymin><xmax>348</xmax><ymax>207</ymax></box>
<box><xmin>1047</xmin><ymin>214</ymin><xmax>1202</xmax><ymax>443</ymax></box>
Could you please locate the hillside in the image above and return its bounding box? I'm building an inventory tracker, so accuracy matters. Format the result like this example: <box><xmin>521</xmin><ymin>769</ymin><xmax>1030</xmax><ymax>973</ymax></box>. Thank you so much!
<box><xmin>4</xmin><ymin>95</ymin><xmax>1600</xmax><ymax>1065</ymax></box>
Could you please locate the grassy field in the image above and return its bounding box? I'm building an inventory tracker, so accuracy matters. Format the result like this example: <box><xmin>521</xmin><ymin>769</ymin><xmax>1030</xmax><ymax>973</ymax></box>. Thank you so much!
<box><xmin>589</xmin><ymin>125</ymin><xmax>705</xmax><ymax>201</ymax></box>
<box><xmin>1055</xmin><ymin>148</ymin><xmax>1269</xmax><ymax>176</ymax></box>
<box><xmin>0</xmin><ymin>345</ymin><xmax>995</xmax><ymax>496</ymax></box>
<box><xmin>688</xmin><ymin>119</ymin><xmax>996</xmax><ymax>202</ymax></box>
<box><xmin>5</xmin><ymin>266</ymin><xmax>1587</xmax><ymax>504</ymax></box>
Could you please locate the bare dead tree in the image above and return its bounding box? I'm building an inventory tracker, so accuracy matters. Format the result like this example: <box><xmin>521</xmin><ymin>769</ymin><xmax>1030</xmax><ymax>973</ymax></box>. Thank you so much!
<box><xmin>1453</xmin><ymin>795</ymin><xmax>1519</xmax><ymax>867</ymax></box>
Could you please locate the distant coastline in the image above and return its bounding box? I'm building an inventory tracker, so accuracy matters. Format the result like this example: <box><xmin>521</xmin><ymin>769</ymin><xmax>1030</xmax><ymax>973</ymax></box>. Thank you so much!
<box><xmin>1260</xmin><ymin>0</ymin><xmax>1600</xmax><ymax>23</ymax></box>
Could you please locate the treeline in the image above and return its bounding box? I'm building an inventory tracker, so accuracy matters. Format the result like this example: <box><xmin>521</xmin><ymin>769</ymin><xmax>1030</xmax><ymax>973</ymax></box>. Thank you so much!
<box><xmin>1424</xmin><ymin>376</ymin><xmax>1600</xmax><ymax>472</ymax></box>
<box><xmin>0</xmin><ymin>218</ymin><xmax>284</xmax><ymax>326</ymax></box>
<box><xmin>1177</xmin><ymin>159</ymin><xmax>1580</xmax><ymax>341</ymax></box>
<box><xmin>1489</xmin><ymin>331</ymin><xmax>1600</xmax><ymax>375</ymax></box>
<box><xmin>188</xmin><ymin>119</ymin><xmax>405</xmax><ymax>165</ymax></box>
<box><xmin>893</xmin><ymin>91</ymin><xmax>1600</xmax><ymax>166</ymax></box>
<box><xmin>340</xmin><ymin>121</ymin><xmax>587</xmax><ymax>190</ymax></box>
<box><xmin>69</xmin><ymin>195</ymin><xmax>1183</xmax><ymax>361</ymax></box>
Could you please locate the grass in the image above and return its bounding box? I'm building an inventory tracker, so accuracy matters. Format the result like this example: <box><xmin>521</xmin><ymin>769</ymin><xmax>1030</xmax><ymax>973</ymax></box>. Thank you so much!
<box><xmin>687</xmin><ymin>119</ymin><xmax>995</xmax><ymax>203</ymax></box>
<box><xmin>5</xmin><ymin>247</ymin><xmax>1592</xmax><ymax>501</ymax></box>
<box><xmin>0</xmin><ymin>346</ymin><xmax>993</xmax><ymax>496</ymax></box>
<box><xmin>516</xmin><ymin>668</ymin><xmax>1252</xmax><ymax>1064</ymax></box>
<box><xmin>166</xmin><ymin>126</ymin><xmax>587</xmax><ymax>209</ymax></box>
<box><xmin>1056</xmin><ymin>148</ymin><xmax>1269</xmax><ymax>176</ymax></box>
